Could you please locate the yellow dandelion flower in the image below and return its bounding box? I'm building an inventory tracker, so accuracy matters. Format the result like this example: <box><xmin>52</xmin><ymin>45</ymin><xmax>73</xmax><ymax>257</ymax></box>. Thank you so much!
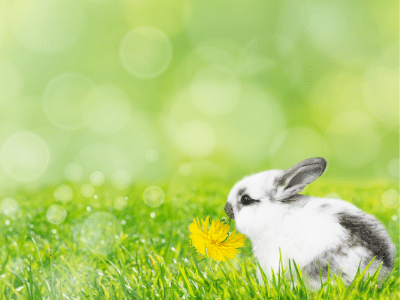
<box><xmin>189</xmin><ymin>216</ymin><xmax>245</xmax><ymax>261</ymax></box>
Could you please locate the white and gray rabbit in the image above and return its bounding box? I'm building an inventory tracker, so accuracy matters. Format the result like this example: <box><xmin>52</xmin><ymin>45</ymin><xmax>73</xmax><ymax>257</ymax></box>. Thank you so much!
<box><xmin>224</xmin><ymin>157</ymin><xmax>395</xmax><ymax>290</ymax></box>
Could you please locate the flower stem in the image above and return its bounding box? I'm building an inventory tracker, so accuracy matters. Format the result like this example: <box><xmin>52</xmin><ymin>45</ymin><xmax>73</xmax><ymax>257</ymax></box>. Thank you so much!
<box><xmin>205</xmin><ymin>247</ymin><xmax>216</xmax><ymax>279</ymax></box>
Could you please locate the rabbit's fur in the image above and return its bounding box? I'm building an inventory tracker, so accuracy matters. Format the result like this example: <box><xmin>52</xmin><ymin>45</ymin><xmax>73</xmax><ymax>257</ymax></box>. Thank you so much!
<box><xmin>225</xmin><ymin>157</ymin><xmax>395</xmax><ymax>290</ymax></box>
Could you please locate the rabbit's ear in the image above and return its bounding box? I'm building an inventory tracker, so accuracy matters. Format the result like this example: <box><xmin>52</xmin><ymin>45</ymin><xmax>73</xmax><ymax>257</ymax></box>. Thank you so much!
<box><xmin>274</xmin><ymin>157</ymin><xmax>327</xmax><ymax>200</ymax></box>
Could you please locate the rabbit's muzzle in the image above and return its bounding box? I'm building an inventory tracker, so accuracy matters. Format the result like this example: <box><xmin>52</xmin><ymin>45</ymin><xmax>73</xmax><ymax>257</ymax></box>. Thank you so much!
<box><xmin>224</xmin><ymin>202</ymin><xmax>235</xmax><ymax>219</ymax></box>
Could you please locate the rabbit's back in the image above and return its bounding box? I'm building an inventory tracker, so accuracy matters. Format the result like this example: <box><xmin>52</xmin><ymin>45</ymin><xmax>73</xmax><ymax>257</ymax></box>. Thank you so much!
<box><xmin>302</xmin><ymin>198</ymin><xmax>395</xmax><ymax>288</ymax></box>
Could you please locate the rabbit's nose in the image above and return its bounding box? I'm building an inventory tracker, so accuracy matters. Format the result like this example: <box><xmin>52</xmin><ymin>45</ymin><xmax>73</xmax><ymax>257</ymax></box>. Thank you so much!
<box><xmin>224</xmin><ymin>202</ymin><xmax>235</xmax><ymax>219</ymax></box>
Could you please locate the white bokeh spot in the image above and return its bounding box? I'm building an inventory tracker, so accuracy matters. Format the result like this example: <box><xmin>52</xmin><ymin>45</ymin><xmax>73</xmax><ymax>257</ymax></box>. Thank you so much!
<box><xmin>0</xmin><ymin>197</ymin><xmax>19</xmax><ymax>216</ymax></box>
<box><xmin>81</xmin><ymin>183</ymin><xmax>95</xmax><ymax>198</ymax></box>
<box><xmin>46</xmin><ymin>204</ymin><xmax>67</xmax><ymax>225</ymax></box>
<box><xmin>12</xmin><ymin>0</ymin><xmax>86</xmax><ymax>54</ymax></box>
<box><xmin>111</xmin><ymin>170</ymin><xmax>131</xmax><ymax>190</ymax></box>
<box><xmin>42</xmin><ymin>73</ymin><xmax>95</xmax><ymax>130</ymax></box>
<box><xmin>382</xmin><ymin>190</ymin><xmax>399</xmax><ymax>209</ymax></box>
<box><xmin>114</xmin><ymin>196</ymin><xmax>128</xmax><ymax>211</ymax></box>
<box><xmin>190</xmin><ymin>64</ymin><xmax>241</xmax><ymax>115</ymax></box>
<box><xmin>1</xmin><ymin>131</ymin><xmax>50</xmax><ymax>182</ymax></box>
<box><xmin>387</xmin><ymin>158</ymin><xmax>399</xmax><ymax>178</ymax></box>
<box><xmin>120</xmin><ymin>27</ymin><xmax>173</xmax><ymax>79</ymax></box>
<box><xmin>175</xmin><ymin>120</ymin><xmax>216</xmax><ymax>157</ymax></box>
<box><xmin>54</xmin><ymin>184</ymin><xmax>74</xmax><ymax>203</ymax></box>
<box><xmin>90</xmin><ymin>171</ymin><xmax>105</xmax><ymax>187</ymax></box>
<box><xmin>145</xmin><ymin>149</ymin><xmax>159</xmax><ymax>163</ymax></box>
<box><xmin>143</xmin><ymin>186</ymin><xmax>165</xmax><ymax>207</ymax></box>
<box><xmin>364</xmin><ymin>64</ymin><xmax>398</xmax><ymax>129</ymax></box>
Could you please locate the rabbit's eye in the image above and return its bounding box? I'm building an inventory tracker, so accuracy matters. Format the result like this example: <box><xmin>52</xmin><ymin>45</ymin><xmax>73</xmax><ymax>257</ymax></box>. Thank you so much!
<box><xmin>240</xmin><ymin>194</ymin><xmax>255</xmax><ymax>205</ymax></box>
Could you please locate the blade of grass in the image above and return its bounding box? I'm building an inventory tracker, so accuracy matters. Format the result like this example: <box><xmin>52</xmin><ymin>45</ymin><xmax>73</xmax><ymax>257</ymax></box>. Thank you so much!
<box><xmin>179</xmin><ymin>266</ymin><xmax>195</xmax><ymax>298</ymax></box>
<box><xmin>0</xmin><ymin>277</ymin><xmax>24</xmax><ymax>300</ymax></box>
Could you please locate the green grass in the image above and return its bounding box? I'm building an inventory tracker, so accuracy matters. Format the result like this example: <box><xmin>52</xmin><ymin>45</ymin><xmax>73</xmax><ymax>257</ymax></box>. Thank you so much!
<box><xmin>0</xmin><ymin>179</ymin><xmax>398</xmax><ymax>299</ymax></box>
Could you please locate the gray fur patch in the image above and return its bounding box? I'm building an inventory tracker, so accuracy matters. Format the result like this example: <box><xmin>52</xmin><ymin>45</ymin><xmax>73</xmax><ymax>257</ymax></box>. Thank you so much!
<box><xmin>274</xmin><ymin>175</ymin><xmax>287</xmax><ymax>188</ymax></box>
<box><xmin>336</xmin><ymin>212</ymin><xmax>393</xmax><ymax>268</ymax></box>
<box><xmin>234</xmin><ymin>188</ymin><xmax>247</xmax><ymax>213</ymax></box>
<box><xmin>266</xmin><ymin>187</ymin><xmax>277</xmax><ymax>201</ymax></box>
<box><xmin>279</xmin><ymin>195</ymin><xmax>309</xmax><ymax>208</ymax></box>
<box><xmin>303</xmin><ymin>245</ymin><xmax>348</xmax><ymax>280</ymax></box>
<box><xmin>319</xmin><ymin>203</ymin><xmax>330</xmax><ymax>211</ymax></box>
<box><xmin>303</xmin><ymin>259</ymin><xmax>326</xmax><ymax>278</ymax></box>
<box><xmin>238</xmin><ymin>188</ymin><xmax>246</xmax><ymax>196</ymax></box>
<box><xmin>236</xmin><ymin>201</ymin><xmax>251</xmax><ymax>213</ymax></box>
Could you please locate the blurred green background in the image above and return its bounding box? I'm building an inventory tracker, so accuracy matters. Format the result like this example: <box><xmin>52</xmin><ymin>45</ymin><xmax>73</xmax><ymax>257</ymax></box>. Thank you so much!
<box><xmin>0</xmin><ymin>0</ymin><xmax>398</xmax><ymax>193</ymax></box>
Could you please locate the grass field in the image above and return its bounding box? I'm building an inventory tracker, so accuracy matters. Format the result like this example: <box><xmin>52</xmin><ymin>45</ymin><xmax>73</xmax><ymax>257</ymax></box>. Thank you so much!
<box><xmin>0</xmin><ymin>179</ymin><xmax>398</xmax><ymax>299</ymax></box>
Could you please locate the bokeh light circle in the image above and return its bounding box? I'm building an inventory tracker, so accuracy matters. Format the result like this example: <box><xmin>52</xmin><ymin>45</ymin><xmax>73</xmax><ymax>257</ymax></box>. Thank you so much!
<box><xmin>387</xmin><ymin>158</ymin><xmax>399</xmax><ymax>178</ymax></box>
<box><xmin>85</xmin><ymin>84</ymin><xmax>133</xmax><ymax>135</ymax></box>
<box><xmin>269</xmin><ymin>127</ymin><xmax>330</xmax><ymax>169</ymax></box>
<box><xmin>42</xmin><ymin>73</ymin><xmax>95</xmax><ymax>130</ymax></box>
<box><xmin>90</xmin><ymin>171</ymin><xmax>105</xmax><ymax>186</ymax></box>
<box><xmin>54</xmin><ymin>184</ymin><xmax>74</xmax><ymax>203</ymax></box>
<box><xmin>46</xmin><ymin>204</ymin><xmax>67</xmax><ymax>225</ymax></box>
<box><xmin>64</xmin><ymin>162</ymin><xmax>83</xmax><ymax>182</ymax></box>
<box><xmin>326</xmin><ymin>111</ymin><xmax>381</xmax><ymax>169</ymax></box>
<box><xmin>0</xmin><ymin>197</ymin><xmax>19</xmax><ymax>215</ymax></box>
<box><xmin>12</xmin><ymin>0</ymin><xmax>86</xmax><ymax>54</ymax></box>
<box><xmin>302</xmin><ymin>1</ymin><xmax>369</xmax><ymax>66</ymax></box>
<box><xmin>1</xmin><ymin>131</ymin><xmax>50</xmax><ymax>182</ymax></box>
<box><xmin>0</xmin><ymin>59</ymin><xmax>23</xmax><ymax>109</ymax></box>
<box><xmin>80</xmin><ymin>212</ymin><xmax>121</xmax><ymax>255</ymax></box>
<box><xmin>304</xmin><ymin>3</ymin><xmax>345</xmax><ymax>52</ymax></box>
<box><xmin>145</xmin><ymin>149</ymin><xmax>159</xmax><ymax>163</ymax></box>
<box><xmin>363</xmin><ymin>65</ymin><xmax>398</xmax><ymax>129</ymax></box>
<box><xmin>111</xmin><ymin>170</ymin><xmax>131</xmax><ymax>190</ymax></box>
<box><xmin>114</xmin><ymin>196</ymin><xmax>128</xmax><ymax>211</ymax></box>
<box><xmin>382</xmin><ymin>190</ymin><xmax>399</xmax><ymax>209</ymax></box>
<box><xmin>178</xmin><ymin>163</ymin><xmax>193</xmax><ymax>176</ymax></box>
<box><xmin>189</xmin><ymin>65</ymin><xmax>241</xmax><ymax>115</ymax></box>
<box><xmin>175</xmin><ymin>120</ymin><xmax>216</xmax><ymax>157</ymax></box>
<box><xmin>120</xmin><ymin>27</ymin><xmax>173</xmax><ymax>79</ymax></box>
<box><xmin>81</xmin><ymin>183</ymin><xmax>95</xmax><ymax>198</ymax></box>
<box><xmin>143</xmin><ymin>186</ymin><xmax>165</xmax><ymax>207</ymax></box>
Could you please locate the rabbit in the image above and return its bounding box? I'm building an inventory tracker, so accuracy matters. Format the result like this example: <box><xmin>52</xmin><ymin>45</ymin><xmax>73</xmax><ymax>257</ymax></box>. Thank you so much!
<box><xmin>224</xmin><ymin>157</ymin><xmax>395</xmax><ymax>290</ymax></box>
